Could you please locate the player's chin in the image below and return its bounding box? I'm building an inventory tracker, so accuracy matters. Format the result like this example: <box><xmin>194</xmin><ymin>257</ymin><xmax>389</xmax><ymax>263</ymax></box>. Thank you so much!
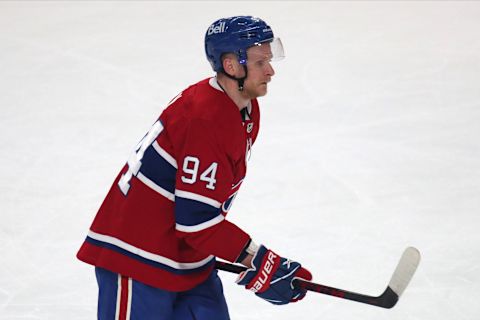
<box><xmin>257</xmin><ymin>84</ymin><xmax>269</xmax><ymax>96</ymax></box>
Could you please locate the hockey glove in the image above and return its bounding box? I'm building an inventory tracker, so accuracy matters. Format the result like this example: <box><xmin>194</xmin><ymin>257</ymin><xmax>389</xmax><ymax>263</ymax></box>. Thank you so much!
<box><xmin>236</xmin><ymin>245</ymin><xmax>312</xmax><ymax>305</ymax></box>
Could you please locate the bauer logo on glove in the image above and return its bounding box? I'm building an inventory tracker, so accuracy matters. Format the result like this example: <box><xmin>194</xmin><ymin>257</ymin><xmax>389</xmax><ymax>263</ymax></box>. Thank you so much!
<box><xmin>236</xmin><ymin>245</ymin><xmax>312</xmax><ymax>305</ymax></box>
<box><xmin>248</xmin><ymin>251</ymin><xmax>279</xmax><ymax>293</ymax></box>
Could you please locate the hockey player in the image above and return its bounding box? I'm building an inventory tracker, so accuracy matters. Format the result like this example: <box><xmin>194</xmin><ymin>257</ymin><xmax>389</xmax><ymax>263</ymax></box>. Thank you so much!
<box><xmin>77</xmin><ymin>16</ymin><xmax>312</xmax><ymax>320</ymax></box>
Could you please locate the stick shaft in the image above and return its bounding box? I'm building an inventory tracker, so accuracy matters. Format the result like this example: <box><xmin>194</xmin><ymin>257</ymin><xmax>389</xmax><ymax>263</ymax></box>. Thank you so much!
<box><xmin>215</xmin><ymin>260</ymin><xmax>398</xmax><ymax>308</ymax></box>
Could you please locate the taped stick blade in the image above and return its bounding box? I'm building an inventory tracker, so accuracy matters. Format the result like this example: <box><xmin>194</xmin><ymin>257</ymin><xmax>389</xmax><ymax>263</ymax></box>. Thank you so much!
<box><xmin>387</xmin><ymin>247</ymin><xmax>421</xmax><ymax>297</ymax></box>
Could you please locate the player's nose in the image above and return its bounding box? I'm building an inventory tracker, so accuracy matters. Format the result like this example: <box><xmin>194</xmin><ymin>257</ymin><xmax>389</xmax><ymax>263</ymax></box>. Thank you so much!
<box><xmin>266</xmin><ymin>62</ymin><xmax>275</xmax><ymax>77</ymax></box>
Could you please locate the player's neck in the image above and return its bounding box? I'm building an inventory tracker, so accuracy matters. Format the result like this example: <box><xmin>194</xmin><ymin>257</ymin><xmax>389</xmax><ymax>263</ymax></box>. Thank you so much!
<box><xmin>216</xmin><ymin>75</ymin><xmax>250</xmax><ymax>111</ymax></box>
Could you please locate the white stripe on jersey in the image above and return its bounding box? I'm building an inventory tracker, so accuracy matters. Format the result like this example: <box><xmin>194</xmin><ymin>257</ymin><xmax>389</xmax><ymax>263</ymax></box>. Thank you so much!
<box><xmin>137</xmin><ymin>172</ymin><xmax>175</xmax><ymax>201</ymax></box>
<box><xmin>115</xmin><ymin>275</ymin><xmax>121</xmax><ymax>320</ymax></box>
<box><xmin>153</xmin><ymin>141</ymin><xmax>178</xmax><ymax>169</ymax></box>
<box><xmin>88</xmin><ymin>230</ymin><xmax>214</xmax><ymax>270</ymax></box>
<box><xmin>176</xmin><ymin>214</ymin><xmax>225</xmax><ymax>233</ymax></box>
<box><xmin>126</xmin><ymin>277</ymin><xmax>132</xmax><ymax>320</ymax></box>
<box><xmin>231</xmin><ymin>179</ymin><xmax>244</xmax><ymax>190</ymax></box>
<box><xmin>175</xmin><ymin>189</ymin><xmax>221</xmax><ymax>208</ymax></box>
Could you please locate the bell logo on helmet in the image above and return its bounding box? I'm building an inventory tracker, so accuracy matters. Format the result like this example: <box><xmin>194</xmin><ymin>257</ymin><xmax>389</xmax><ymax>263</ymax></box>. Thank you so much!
<box><xmin>207</xmin><ymin>21</ymin><xmax>226</xmax><ymax>35</ymax></box>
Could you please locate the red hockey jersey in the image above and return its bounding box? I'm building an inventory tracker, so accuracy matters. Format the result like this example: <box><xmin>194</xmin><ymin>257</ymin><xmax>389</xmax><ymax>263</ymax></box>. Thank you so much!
<box><xmin>77</xmin><ymin>78</ymin><xmax>260</xmax><ymax>291</ymax></box>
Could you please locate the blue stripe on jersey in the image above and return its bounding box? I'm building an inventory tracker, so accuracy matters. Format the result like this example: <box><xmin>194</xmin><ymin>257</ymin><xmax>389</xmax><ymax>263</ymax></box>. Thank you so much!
<box><xmin>85</xmin><ymin>236</ymin><xmax>215</xmax><ymax>275</ymax></box>
<box><xmin>175</xmin><ymin>196</ymin><xmax>222</xmax><ymax>227</ymax></box>
<box><xmin>139</xmin><ymin>144</ymin><xmax>176</xmax><ymax>194</ymax></box>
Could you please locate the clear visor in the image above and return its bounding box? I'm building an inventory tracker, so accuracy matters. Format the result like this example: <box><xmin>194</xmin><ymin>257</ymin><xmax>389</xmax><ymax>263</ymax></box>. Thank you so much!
<box><xmin>268</xmin><ymin>37</ymin><xmax>285</xmax><ymax>62</ymax></box>
<box><xmin>247</xmin><ymin>37</ymin><xmax>285</xmax><ymax>64</ymax></box>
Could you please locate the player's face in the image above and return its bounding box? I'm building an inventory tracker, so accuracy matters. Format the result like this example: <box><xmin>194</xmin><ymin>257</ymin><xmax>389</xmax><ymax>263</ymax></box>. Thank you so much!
<box><xmin>243</xmin><ymin>43</ymin><xmax>275</xmax><ymax>98</ymax></box>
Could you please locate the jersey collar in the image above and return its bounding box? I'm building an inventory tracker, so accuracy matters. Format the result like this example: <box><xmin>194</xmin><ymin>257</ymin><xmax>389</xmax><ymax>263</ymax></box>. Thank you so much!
<box><xmin>209</xmin><ymin>77</ymin><xmax>252</xmax><ymax>120</ymax></box>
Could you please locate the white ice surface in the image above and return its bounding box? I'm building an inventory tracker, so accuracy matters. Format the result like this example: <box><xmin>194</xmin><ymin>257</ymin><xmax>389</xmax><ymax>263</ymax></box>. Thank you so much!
<box><xmin>1</xmin><ymin>1</ymin><xmax>480</xmax><ymax>319</ymax></box>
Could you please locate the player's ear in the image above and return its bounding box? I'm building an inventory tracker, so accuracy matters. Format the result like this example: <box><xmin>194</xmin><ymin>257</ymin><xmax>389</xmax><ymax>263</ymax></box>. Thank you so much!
<box><xmin>221</xmin><ymin>53</ymin><xmax>239</xmax><ymax>77</ymax></box>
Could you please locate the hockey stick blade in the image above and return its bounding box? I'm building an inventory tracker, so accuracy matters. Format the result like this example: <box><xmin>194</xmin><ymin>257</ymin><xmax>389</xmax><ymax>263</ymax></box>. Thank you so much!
<box><xmin>385</xmin><ymin>247</ymin><xmax>421</xmax><ymax>304</ymax></box>
<box><xmin>215</xmin><ymin>246</ymin><xmax>420</xmax><ymax>309</ymax></box>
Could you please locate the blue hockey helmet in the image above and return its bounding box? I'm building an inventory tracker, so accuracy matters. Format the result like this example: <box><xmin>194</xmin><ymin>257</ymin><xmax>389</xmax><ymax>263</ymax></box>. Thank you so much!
<box><xmin>205</xmin><ymin>16</ymin><xmax>284</xmax><ymax>72</ymax></box>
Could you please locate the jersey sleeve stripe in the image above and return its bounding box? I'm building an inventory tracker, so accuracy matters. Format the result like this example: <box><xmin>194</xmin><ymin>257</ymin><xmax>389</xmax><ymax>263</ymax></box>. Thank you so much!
<box><xmin>176</xmin><ymin>215</ymin><xmax>225</xmax><ymax>233</ymax></box>
<box><xmin>87</xmin><ymin>230</ymin><xmax>214</xmax><ymax>271</ymax></box>
<box><xmin>138</xmin><ymin>145</ymin><xmax>176</xmax><ymax>194</ymax></box>
<box><xmin>175</xmin><ymin>189</ymin><xmax>221</xmax><ymax>208</ymax></box>
<box><xmin>153</xmin><ymin>141</ymin><xmax>177</xmax><ymax>169</ymax></box>
<box><xmin>175</xmin><ymin>196</ymin><xmax>222</xmax><ymax>226</ymax></box>
<box><xmin>137</xmin><ymin>172</ymin><xmax>175</xmax><ymax>201</ymax></box>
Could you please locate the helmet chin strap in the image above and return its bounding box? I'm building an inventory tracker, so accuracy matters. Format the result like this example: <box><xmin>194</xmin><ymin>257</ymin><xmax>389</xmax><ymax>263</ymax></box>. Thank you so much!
<box><xmin>222</xmin><ymin>65</ymin><xmax>248</xmax><ymax>91</ymax></box>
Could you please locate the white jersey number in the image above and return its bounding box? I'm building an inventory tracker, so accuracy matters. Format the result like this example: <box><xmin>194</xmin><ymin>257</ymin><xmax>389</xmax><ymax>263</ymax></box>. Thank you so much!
<box><xmin>181</xmin><ymin>157</ymin><xmax>218</xmax><ymax>190</ymax></box>
<box><xmin>118</xmin><ymin>121</ymin><xmax>163</xmax><ymax>195</ymax></box>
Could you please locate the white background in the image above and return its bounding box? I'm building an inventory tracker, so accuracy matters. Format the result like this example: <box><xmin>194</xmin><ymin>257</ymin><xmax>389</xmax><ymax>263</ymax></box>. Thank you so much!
<box><xmin>1</xmin><ymin>1</ymin><xmax>479</xmax><ymax>319</ymax></box>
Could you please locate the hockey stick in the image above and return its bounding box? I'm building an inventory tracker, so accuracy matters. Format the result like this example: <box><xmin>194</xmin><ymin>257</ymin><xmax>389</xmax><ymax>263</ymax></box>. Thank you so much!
<box><xmin>216</xmin><ymin>247</ymin><xmax>420</xmax><ymax>309</ymax></box>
